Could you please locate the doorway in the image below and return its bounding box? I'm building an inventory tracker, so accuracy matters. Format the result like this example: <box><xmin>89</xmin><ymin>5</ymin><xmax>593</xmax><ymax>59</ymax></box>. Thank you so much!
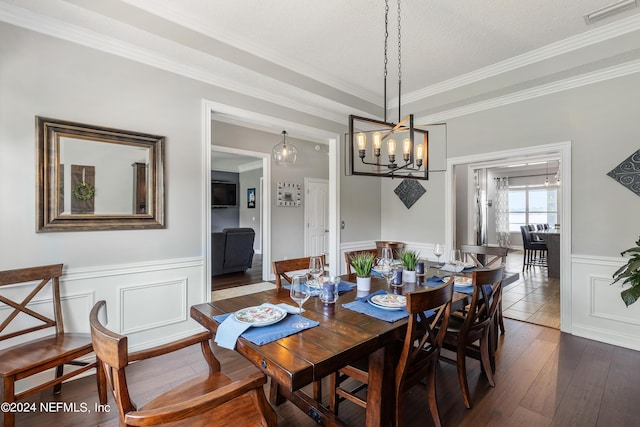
<box><xmin>445</xmin><ymin>142</ymin><xmax>571</xmax><ymax>332</ymax></box>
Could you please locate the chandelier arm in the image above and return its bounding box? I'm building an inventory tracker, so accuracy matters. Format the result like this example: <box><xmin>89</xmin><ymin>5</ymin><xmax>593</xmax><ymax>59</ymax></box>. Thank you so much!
<box><xmin>397</xmin><ymin>0</ymin><xmax>402</xmax><ymax>122</ymax></box>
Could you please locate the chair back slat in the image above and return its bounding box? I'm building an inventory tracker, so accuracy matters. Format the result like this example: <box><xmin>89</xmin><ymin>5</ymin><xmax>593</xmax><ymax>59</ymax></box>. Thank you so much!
<box><xmin>272</xmin><ymin>255</ymin><xmax>326</xmax><ymax>289</ymax></box>
<box><xmin>396</xmin><ymin>280</ymin><xmax>453</xmax><ymax>390</ymax></box>
<box><xmin>344</xmin><ymin>249</ymin><xmax>378</xmax><ymax>275</ymax></box>
<box><xmin>0</xmin><ymin>264</ymin><xmax>63</xmax><ymax>341</ymax></box>
<box><xmin>460</xmin><ymin>244</ymin><xmax>508</xmax><ymax>268</ymax></box>
<box><xmin>463</xmin><ymin>267</ymin><xmax>504</xmax><ymax>337</ymax></box>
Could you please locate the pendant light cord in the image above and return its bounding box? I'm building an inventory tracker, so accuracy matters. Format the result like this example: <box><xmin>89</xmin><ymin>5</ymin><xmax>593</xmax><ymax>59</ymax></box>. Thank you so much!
<box><xmin>383</xmin><ymin>0</ymin><xmax>403</xmax><ymax>123</ymax></box>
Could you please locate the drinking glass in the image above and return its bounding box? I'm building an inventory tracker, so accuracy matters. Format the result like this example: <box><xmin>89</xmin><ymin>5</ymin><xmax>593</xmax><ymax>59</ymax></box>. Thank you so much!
<box><xmin>290</xmin><ymin>275</ymin><xmax>310</xmax><ymax>328</ymax></box>
<box><xmin>449</xmin><ymin>249</ymin><xmax>463</xmax><ymax>268</ymax></box>
<box><xmin>433</xmin><ymin>243</ymin><xmax>444</xmax><ymax>274</ymax></box>
<box><xmin>378</xmin><ymin>247</ymin><xmax>395</xmax><ymax>288</ymax></box>
<box><xmin>308</xmin><ymin>256</ymin><xmax>324</xmax><ymax>296</ymax></box>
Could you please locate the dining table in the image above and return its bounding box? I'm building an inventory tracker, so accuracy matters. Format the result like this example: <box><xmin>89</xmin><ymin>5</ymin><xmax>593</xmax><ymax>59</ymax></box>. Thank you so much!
<box><xmin>190</xmin><ymin>267</ymin><xmax>471</xmax><ymax>427</ymax></box>
<box><xmin>530</xmin><ymin>228</ymin><xmax>560</xmax><ymax>278</ymax></box>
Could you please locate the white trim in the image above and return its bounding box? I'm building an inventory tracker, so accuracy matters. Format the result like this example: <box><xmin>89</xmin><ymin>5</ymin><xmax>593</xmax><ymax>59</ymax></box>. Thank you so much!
<box><xmin>397</xmin><ymin>13</ymin><xmax>640</xmax><ymax>107</ymax></box>
<box><xmin>3</xmin><ymin>1</ymin><xmax>640</xmax><ymax>127</ymax></box>
<box><xmin>418</xmin><ymin>58</ymin><xmax>640</xmax><ymax>124</ymax></box>
<box><xmin>446</xmin><ymin>141</ymin><xmax>572</xmax><ymax>333</ymax></box>
<box><xmin>202</xmin><ymin>100</ymin><xmax>341</xmax><ymax>280</ymax></box>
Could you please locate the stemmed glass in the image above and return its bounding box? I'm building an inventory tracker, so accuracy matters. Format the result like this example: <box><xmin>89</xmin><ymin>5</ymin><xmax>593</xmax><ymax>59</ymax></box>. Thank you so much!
<box><xmin>379</xmin><ymin>247</ymin><xmax>394</xmax><ymax>288</ymax></box>
<box><xmin>308</xmin><ymin>256</ymin><xmax>324</xmax><ymax>296</ymax></box>
<box><xmin>449</xmin><ymin>249</ymin><xmax>463</xmax><ymax>269</ymax></box>
<box><xmin>289</xmin><ymin>275</ymin><xmax>310</xmax><ymax>328</ymax></box>
<box><xmin>433</xmin><ymin>243</ymin><xmax>444</xmax><ymax>274</ymax></box>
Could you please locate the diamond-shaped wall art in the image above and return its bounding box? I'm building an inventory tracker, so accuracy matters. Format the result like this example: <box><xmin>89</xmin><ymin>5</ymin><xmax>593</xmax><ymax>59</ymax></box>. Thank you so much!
<box><xmin>607</xmin><ymin>149</ymin><xmax>640</xmax><ymax>197</ymax></box>
<box><xmin>393</xmin><ymin>178</ymin><xmax>426</xmax><ymax>209</ymax></box>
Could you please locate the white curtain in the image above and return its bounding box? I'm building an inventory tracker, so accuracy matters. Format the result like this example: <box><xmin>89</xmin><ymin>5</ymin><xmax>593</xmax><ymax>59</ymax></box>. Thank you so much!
<box><xmin>495</xmin><ymin>177</ymin><xmax>511</xmax><ymax>248</ymax></box>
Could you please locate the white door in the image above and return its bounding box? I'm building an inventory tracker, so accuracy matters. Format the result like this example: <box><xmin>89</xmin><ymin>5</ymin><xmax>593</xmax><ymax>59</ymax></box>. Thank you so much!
<box><xmin>304</xmin><ymin>178</ymin><xmax>329</xmax><ymax>256</ymax></box>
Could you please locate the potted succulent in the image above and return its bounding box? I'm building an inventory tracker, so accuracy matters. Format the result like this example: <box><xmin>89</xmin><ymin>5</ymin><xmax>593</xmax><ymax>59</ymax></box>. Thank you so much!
<box><xmin>399</xmin><ymin>249</ymin><xmax>420</xmax><ymax>283</ymax></box>
<box><xmin>350</xmin><ymin>252</ymin><xmax>376</xmax><ymax>291</ymax></box>
<box><xmin>612</xmin><ymin>236</ymin><xmax>640</xmax><ymax>307</ymax></box>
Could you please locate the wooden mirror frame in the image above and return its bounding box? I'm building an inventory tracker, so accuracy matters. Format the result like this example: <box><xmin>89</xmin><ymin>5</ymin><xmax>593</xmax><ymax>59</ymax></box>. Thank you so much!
<box><xmin>36</xmin><ymin>117</ymin><xmax>165</xmax><ymax>232</ymax></box>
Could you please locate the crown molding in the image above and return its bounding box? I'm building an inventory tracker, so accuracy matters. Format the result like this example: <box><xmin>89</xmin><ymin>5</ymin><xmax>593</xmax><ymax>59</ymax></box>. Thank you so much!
<box><xmin>121</xmin><ymin>0</ymin><xmax>380</xmax><ymax>106</ymax></box>
<box><xmin>417</xmin><ymin>57</ymin><xmax>640</xmax><ymax>124</ymax></box>
<box><xmin>393</xmin><ymin>12</ymin><xmax>640</xmax><ymax>108</ymax></box>
<box><xmin>0</xmin><ymin>1</ymin><xmax>352</xmax><ymax>125</ymax></box>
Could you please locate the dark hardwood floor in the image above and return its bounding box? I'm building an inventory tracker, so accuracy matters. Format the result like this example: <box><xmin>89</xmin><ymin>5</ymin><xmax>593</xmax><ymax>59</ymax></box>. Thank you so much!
<box><xmin>212</xmin><ymin>253</ymin><xmax>264</xmax><ymax>290</ymax></box>
<box><xmin>15</xmin><ymin>317</ymin><xmax>640</xmax><ymax>426</ymax></box>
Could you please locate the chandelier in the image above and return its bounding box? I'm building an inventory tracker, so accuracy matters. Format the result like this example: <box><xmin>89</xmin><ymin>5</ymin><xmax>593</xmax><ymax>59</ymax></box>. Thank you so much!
<box><xmin>348</xmin><ymin>0</ymin><xmax>429</xmax><ymax>180</ymax></box>
<box><xmin>272</xmin><ymin>130</ymin><xmax>297</xmax><ymax>167</ymax></box>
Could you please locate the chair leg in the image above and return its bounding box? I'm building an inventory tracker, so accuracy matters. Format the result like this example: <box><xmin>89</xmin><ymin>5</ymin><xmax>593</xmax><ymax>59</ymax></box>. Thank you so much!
<box><xmin>456</xmin><ymin>345</ymin><xmax>472</xmax><ymax>409</ymax></box>
<box><xmin>480</xmin><ymin>330</ymin><xmax>496</xmax><ymax>387</ymax></box>
<box><xmin>522</xmin><ymin>249</ymin><xmax>527</xmax><ymax>272</ymax></box>
<box><xmin>249</xmin><ymin>387</ymin><xmax>278</xmax><ymax>427</ymax></box>
<box><xmin>96</xmin><ymin>359</ymin><xmax>108</xmax><ymax>405</ymax></box>
<box><xmin>426</xmin><ymin>361</ymin><xmax>442</xmax><ymax>427</ymax></box>
<box><xmin>3</xmin><ymin>377</ymin><xmax>15</xmax><ymax>427</ymax></box>
<box><xmin>53</xmin><ymin>364</ymin><xmax>64</xmax><ymax>395</ymax></box>
<box><xmin>498</xmin><ymin>299</ymin><xmax>506</xmax><ymax>335</ymax></box>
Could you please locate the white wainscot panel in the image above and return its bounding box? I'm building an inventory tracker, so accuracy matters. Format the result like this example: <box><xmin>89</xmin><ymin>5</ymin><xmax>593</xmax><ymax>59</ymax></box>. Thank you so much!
<box><xmin>120</xmin><ymin>279</ymin><xmax>187</xmax><ymax>335</ymax></box>
<box><xmin>572</xmin><ymin>255</ymin><xmax>640</xmax><ymax>351</ymax></box>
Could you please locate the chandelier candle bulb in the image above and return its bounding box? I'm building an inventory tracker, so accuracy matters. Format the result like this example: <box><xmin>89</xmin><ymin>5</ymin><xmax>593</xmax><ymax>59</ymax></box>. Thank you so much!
<box><xmin>403</xmin><ymin>138</ymin><xmax>411</xmax><ymax>162</ymax></box>
<box><xmin>373</xmin><ymin>132</ymin><xmax>382</xmax><ymax>156</ymax></box>
<box><xmin>388</xmin><ymin>139</ymin><xmax>397</xmax><ymax>164</ymax></box>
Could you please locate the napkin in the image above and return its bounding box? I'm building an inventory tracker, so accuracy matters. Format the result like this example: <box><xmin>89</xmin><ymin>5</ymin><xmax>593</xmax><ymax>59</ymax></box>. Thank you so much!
<box><xmin>213</xmin><ymin>311</ymin><xmax>319</xmax><ymax>346</ymax></box>
<box><xmin>441</xmin><ymin>263</ymin><xmax>464</xmax><ymax>273</ymax></box>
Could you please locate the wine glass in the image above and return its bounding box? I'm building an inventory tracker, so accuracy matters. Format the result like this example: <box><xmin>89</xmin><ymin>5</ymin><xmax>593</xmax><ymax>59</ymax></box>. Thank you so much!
<box><xmin>433</xmin><ymin>243</ymin><xmax>444</xmax><ymax>274</ymax></box>
<box><xmin>379</xmin><ymin>248</ymin><xmax>394</xmax><ymax>288</ymax></box>
<box><xmin>308</xmin><ymin>256</ymin><xmax>324</xmax><ymax>296</ymax></box>
<box><xmin>290</xmin><ymin>275</ymin><xmax>310</xmax><ymax>328</ymax></box>
<box><xmin>449</xmin><ymin>249</ymin><xmax>463</xmax><ymax>269</ymax></box>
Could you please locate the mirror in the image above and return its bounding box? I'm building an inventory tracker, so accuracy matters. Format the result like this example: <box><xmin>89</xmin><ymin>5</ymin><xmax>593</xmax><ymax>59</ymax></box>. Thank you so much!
<box><xmin>36</xmin><ymin>117</ymin><xmax>165</xmax><ymax>231</ymax></box>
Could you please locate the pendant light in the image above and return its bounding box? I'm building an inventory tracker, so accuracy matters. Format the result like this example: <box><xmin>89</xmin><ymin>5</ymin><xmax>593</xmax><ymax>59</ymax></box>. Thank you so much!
<box><xmin>272</xmin><ymin>130</ymin><xmax>297</xmax><ymax>167</ymax></box>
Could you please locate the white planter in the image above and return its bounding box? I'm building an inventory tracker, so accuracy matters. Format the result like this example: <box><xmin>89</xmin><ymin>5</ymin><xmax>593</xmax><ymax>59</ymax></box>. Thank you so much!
<box><xmin>356</xmin><ymin>276</ymin><xmax>371</xmax><ymax>292</ymax></box>
<box><xmin>403</xmin><ymin>270</ymin><xmax>416</xmax><ymax>284</ymax></box>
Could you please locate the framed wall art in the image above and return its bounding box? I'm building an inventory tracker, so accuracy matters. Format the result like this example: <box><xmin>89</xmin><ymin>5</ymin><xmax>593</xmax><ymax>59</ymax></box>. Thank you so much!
<box><xmin>247</xmin><ymin>188</ymin><xmax>256</xmax><ymax>208</ymax></box>
<box><xmin>277</xmin><ymin>182</ymin><xmax>301</xmax><ymax>207</ymax></box>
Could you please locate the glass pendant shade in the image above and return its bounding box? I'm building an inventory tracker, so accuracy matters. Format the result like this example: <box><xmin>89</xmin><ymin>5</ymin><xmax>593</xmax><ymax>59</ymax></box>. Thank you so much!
<box><xmin>272</xmin><ymin>130</ymin><xmax>297</xmax><ymax>166</ymax></box>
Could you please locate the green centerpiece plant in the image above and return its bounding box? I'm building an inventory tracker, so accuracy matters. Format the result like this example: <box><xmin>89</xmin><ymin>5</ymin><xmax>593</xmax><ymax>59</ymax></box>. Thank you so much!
<box><xmin>399</xmin><ymin>249</ymin><xmax>420</xmax><ymax>271</ymax></box>
<box><xmin>350</xmin><ymin>252</ymin><xmax>376</xmax><ymax>291</ymax></box>
<box><xmin>612</xmin><ymin>236</ymin><xmax>640</xmax><ymax>307</ymax></box>
<box><xmin>350</xmin><ymin>252</ymin><xmax>375</xmax><ymax>278</ymax></box>
<box><xmin>399</xmin><ymin>249</ymin><xmax>420</xmax><ymax>284</ymax></box>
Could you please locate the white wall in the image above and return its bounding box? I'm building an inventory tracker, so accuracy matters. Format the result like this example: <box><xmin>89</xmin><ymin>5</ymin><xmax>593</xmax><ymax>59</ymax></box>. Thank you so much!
<box><xmin>239</xmin><ymin>167</ymin><xmax>263</xmax><ymax>252</ymax></box>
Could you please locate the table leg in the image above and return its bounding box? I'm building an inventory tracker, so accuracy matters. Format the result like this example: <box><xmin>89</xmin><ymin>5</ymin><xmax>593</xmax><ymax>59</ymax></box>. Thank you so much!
<box><xmin>366</xmin><ymin>345</ymin><xmax>394</xmax><ymax>427</ymax></box>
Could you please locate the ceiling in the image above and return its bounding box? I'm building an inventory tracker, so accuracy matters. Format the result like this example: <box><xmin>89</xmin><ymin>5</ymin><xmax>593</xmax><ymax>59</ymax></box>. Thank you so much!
<box><xmin>3</xmin><ymin>0</ymin><xmax>640</xmax><ymax>131</ymax></box>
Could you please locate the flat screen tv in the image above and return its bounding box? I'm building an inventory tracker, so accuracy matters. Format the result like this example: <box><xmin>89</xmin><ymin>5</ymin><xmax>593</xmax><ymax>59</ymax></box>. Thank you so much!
<box><xmin>212</xmin><ymin>181</ymin><xmax>237</xmax><ymax>207</ymax></box>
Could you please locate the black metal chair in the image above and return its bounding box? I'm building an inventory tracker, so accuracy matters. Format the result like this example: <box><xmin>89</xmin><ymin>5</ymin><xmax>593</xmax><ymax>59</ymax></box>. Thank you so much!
<box><xmin>520</xmin><ymin>226</ymin><xmax>547</xmax><ymax>271</ymax></box>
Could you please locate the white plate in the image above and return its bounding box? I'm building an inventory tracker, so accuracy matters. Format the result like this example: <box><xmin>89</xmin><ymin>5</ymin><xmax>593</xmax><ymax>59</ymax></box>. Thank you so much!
<box><xmin>370</xmin><ymin>294</ymin><xmax>406</xmax><ymax>310</ymax></box>
<box><xmin>441</xmin><ymin>276</ymin><xmax>473</xmax><ymax>285</ymax></box>
<box><xmin>234</xmin><ymin>306</ymin><xmax>287</xmax><ymax>327</ymax></box>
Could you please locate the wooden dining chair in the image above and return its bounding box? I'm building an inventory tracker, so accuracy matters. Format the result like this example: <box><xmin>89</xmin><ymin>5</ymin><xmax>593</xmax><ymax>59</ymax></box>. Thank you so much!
<box><xmin>330</xmin><ymin>280</ymin><xmax>454</xmax><ymax>427</ymax></box>
<box><xmin>344</xmin><ymin>249</ymin><xmax>378</xmax><ymax>275</ymax></box>
<box><xmin>89</xmin><ymin>300</ymin><xmax>277</xmax><ymax>427</ymax></box>
<box><xmin>271</xmin><ymin>254</ymin><xmax>326</xmax><ymax>289</ymax></box>
<box><xmin>441</xmin><ymin>266</ymin><xmax>504</xmax><ymax>409</ymax></box>
<box><xmin>0</xmin><ymin>264</ymin><xmax>107</xmax><ymax>427</ymax></box>
<box><xmin>460</xmin><ymin>244</ymin><xmax>509</xmax><ymax>334</ymax></box>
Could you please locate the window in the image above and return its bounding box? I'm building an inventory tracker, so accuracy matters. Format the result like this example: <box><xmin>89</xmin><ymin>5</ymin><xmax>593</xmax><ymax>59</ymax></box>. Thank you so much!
<box><xmin>508</xmin><ymin>186</ymin><xmax>557</xmax><ymax>232</ymax></box>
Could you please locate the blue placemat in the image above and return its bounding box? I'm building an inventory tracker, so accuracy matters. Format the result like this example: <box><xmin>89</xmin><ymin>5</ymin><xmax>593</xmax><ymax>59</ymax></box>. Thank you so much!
<box><xmin>213</xmin><ymin>312</ymin><xmax>319</xmax><ymax>346</ymax></box>
<box><xmin>342</xmin><ymin>289</ymin><xmax>410</xmax><ymax>322</ymax></box>
<box><xmin>283</xmin><ymin>280</ymin><xmax>356</xmax><ymax>294</ymax></box>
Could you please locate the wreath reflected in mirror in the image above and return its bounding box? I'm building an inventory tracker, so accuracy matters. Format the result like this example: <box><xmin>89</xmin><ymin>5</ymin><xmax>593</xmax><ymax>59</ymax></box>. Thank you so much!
<box><xmin>72</xmin><ymin>181</ymin><xmax>95</xmax><ymax>201</ymax></box>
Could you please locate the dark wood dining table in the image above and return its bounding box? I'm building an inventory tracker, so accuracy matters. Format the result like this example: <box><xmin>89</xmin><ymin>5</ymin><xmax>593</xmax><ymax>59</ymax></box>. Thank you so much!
<box><xmin>191</xmin><ymin>269</ymin><xmax>469</xmax><ymax>427</ymax></box>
